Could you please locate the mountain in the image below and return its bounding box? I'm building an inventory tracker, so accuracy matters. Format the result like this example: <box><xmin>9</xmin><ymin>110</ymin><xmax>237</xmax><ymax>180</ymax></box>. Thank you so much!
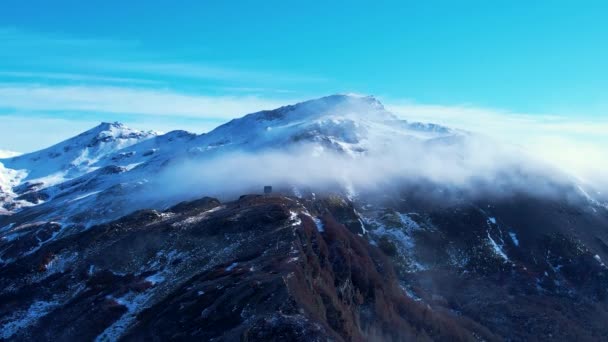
<box><xmin>1</xmin><ymin>95</ymin><xmax>607</xmax><ymax>341</ymax></box>
<box><xmin>0</xmin><ymin>122</ymin><xmax>157</xmax><ymax>213</ymax></box>
<box><xmin>0</xmin><ymin>95</ymin><xmax>465</xmax><ymax>230</ymax></box>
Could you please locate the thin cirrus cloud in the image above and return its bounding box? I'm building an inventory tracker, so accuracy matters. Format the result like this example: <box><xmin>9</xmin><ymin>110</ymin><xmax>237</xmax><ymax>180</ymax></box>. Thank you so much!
<box><xmin>1</xmin><ymin>27</ymin><xmax>327</xmax><ymax>87</ymax></box>
<box><xmin>0</xmin><ymin>71</ymin><xmax>161</xmax><ymax>85</ymax></box>
<box><xmin>0</xmin><ymin>83</ymin><xmax>299</xmax><ymax>119</ymax></box>
<box><xmin>85</xmin><ymin>61</ymin><xmax>328</xmax><ymax>84</ymax></box>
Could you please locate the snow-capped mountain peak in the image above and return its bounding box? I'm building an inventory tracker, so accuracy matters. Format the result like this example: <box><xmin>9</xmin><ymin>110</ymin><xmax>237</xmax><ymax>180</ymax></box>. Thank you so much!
<box><xmin>2</xmin><ymin>121</ymin><xmax>157</xmax><ymax>178</ymax></box>
<box><xmin>0</xmin><ymin>94</ymin><xmax>459</xmax><ymax>222</ymax></box>
<box><xmin>246</xmin><ymin>94</ymin><xmax>395</xmax><ymax>122</ymax></box>
<box><xmin>0</xmin><ymin>122</ymin><xmax>157</xmax><ymax>213</ymax></box>
<box><xmin>194</xmin><ymin>94</ymin><xmax>456</xmax><ymax>156</ymax></box>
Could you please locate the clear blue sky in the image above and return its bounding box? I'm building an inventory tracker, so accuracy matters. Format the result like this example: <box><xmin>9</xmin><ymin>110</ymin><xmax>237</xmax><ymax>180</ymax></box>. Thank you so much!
<box><xmin>1</xmin><ymin>0</ymin><xmax>607</xmax><ymax>152</ymax></box>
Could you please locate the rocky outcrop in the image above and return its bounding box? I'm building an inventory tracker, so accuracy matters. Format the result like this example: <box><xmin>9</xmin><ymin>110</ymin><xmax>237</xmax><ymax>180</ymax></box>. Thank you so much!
<box><xmin>1</xmin><ymin>191</ymin><xmax>608</xmax><ymax>341</ymax></box>
<box><xmin>0</xmin><ymin>195</ymin><xmax>500</xmax><ymax>341</ymax></box>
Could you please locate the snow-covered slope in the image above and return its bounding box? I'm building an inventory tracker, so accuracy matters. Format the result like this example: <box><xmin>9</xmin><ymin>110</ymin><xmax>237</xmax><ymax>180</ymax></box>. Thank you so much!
<box><xmin>1</xmin><ymin>122</ymin><xmax>157</xmax><ymax>181</ymax></box>
<box><xmin>0</xmin><ymin>122</ymin><xmax>157</xmax><ymax>212</ymax></box>
<box><xmin>0</xmin><ymin>94</ymin><xmax>596</xmax><ymax>237</ymax></box>
<box><xmin>192</xmin><ymin>94</ymin><xmax>460</xmax><ymax>156</ymax></box>
<box><xmin>0</xmin><ymin>94</ymin><xmax>470</xmax><ymax>234</ymax></box>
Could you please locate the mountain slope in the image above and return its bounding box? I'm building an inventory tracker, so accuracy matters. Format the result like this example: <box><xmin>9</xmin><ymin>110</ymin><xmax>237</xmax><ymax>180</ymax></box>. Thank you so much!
<box><xmin>192</xmin><ymin>94</ymin><xmax>459</xmax><ymax>156</ymax></box>
<box><xmin>0</xmin><ymin>195</ymin><xmax>499</xmax><ymax>341</ymax></box>
<box><xmin>0</xmin><ymin>122</ymin><xmax>156</xmax><ymax>213</ymax></box>
<box><xmin>1</xmin><ymin>94</ymin><xmax>607</xmax><ymax>340</ymax></box>
<box><xmin>0</xmin><ymin>95</ymin><xmax>463</xmax><ymax>228</ymax></box>
<box><xmin>1</xmin><ymin>191</ymin><xmax>606</xmax><ymax>341</ymax></box>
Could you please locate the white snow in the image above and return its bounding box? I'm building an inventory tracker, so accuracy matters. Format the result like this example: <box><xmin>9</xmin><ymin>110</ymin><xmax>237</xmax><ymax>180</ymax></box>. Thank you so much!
<box><xmin>225</xmin><ymin>262</ymin><xmax>238</xmax><ymax>271</ymax></box>
<box><xmin>488</xmin><ymin>217</ymin><xmax>497</xmax><ymax>225</ymax></box>
<box><xmin>289</xmin><ymin>211</ymin><xmax>302</xmax><ymax>227</ymax></box>
<box><xmin>313</xmin><ymin>217</ymin><xmax>325</xmax><ymax>232</ymax></box>
<box><xmin>0</xmin><ymin>162</ymin><xmax>29</xmax><ymax>211</ymax></box>
<box><xmin>509</xmin><ymin>232</ymin><xmax>520</xmax><ymax>246</ymax></box>
<box><xmin>487</xmin><ymin>231</ymin><xmax>509</xmax><ymax>262</ymax></box>
<box><xmin>0</xmin><ymin>95</ymin><xmax>471</xmax><ymax>239</ymax></box>
<box><xmin>145</xmin><ymin>273</ymin><xmax>165</xmax><ymax>285</ymax></box>
<box><xmin>401</xmin><ymin>285</ymin><xmax>422</xmax><ymax>302</ymax></box>
<box><xmin>594</xmin><ymin>254</ymin><xmax>606</xmax><ymax>267</ymax></box>
<box><xmin>0</xmin><ymin>150</ymin><xmax>21</xmax><ymax>158</ymax></box>
<box><xmin>95</xmin><ymin>291</ymin><xmax>154</xmax><ymax>342</ymax></box>
<box><xmin>397</xmin><ymin>213</ymin><xmax>422</xmax><ymax>231</ymax></box>
<box><xmin>578</xmin><ymin>185</ymin><xmax>608</xmax><ymax>210</ymax></box>
<box><xmin>69</xmin><ymin>190</ymin><xmax>102</xmax><ymax>202</ymax></box>
<box><xmin>0</xmin><ymin>300</ymin><xmax>58</xmax><ymax>339</ymax></box>
<box><xmin>366</xmin><ymin>213</ymin><xmax>427</xmax><ymax>272</ymax></box>
<box><xmin>171</xmin><ymin>205</ymin><xmax>225</xmax><ymax>227</ymax></box>
<box><xmin>0</xmin><ymin>122</ymin><xmax>157</xmax><ymax>216</ymax></box>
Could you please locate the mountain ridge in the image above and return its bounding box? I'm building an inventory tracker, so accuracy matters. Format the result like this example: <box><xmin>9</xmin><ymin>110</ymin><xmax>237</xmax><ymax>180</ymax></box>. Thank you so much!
<box><xmin>0</xmin><ymin>94</ymin><xmax>460</xmax><ymax>219</ymax></box>
<box><xmin>1</xmin><ymin>94</ymin><xmax>608</xmax><ymax>340</ymax></box>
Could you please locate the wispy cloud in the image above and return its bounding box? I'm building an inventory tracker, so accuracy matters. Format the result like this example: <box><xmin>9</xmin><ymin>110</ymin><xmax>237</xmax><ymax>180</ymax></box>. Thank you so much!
<box><xmin>87</xmin><ymin>61</ymin><xmax>327</xmax><ymax>84</ymax></box>
<box><xmin>0</xmin><ymin>71</ymin><xmax>160</xmax><ymax>85</ymax></box>
<box><xmin>387</xmin><ymin>101</ymin><xmax>608</xmax><ymax>188</ymax></box>
<box><xmin>0</xmin><ymin>27</ymin><xmax>139</xmax><ymax>52</ymax></box>
<box><xmin>0</xmin><ymin>115</ymin><xmax>101</xmax><ymax>153</ymax></box>
<box><xmin>1</xmin><ymin>27</ymin><xmax>326</xmax><ymax>88</ymax></box>
<box><xmin>0</xmin><ymin>83</ymin><xmax>299</xmax><ymax>119</ymax></box>
<box><xmin>0</xmin><ymin>149</ymin><xmax>21</xmax><ymax>158</ymax></box>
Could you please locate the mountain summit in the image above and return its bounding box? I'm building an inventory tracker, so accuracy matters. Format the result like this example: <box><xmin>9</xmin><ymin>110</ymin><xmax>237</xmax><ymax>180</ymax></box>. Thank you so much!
<box><xmin>195</xmin><ymin>94</ymin><xmax>456</xmax><ymax>156</ymax></box>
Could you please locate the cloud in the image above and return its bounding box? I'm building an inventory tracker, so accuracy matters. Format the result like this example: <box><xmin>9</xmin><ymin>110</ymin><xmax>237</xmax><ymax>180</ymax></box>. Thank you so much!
<box><xmin>152</xmin><ymin>139</ymin><xmax>574</xmax><ymax>204</ymax></box>
<box><xmin>0</xmin><ymin>83</ymin><xmax>299</xmax><ymax>119</ymax></box>
<box><xmin>0</xmin><ymin>27</ymin><xmax>327</xmax><ymax>86</ymax></box>
<box><xmin>88</xmin><ymin>61</ymin><xmax>327</xmax><ymax>84</ymax></box>
<box><xmin>0</xmin><ymin>149</ymin><xmax>21</xmax><ymax>158</ymax></box>
<box><xmin>0</xmin><ymin>115</ymin><xmax>101</xmax><ymax>153</ymax></box>
<box><xmin>0</xmin><ymin>27</ymin><xmax>138</xmax><ymax>49</ymax></box>
<box><xmin>386</xmin><ymin>101</ymin><xmax>608</xmax><ymax>190</ymax></box>
<box><xmin>0</xmin><ymin>71</ymin><xmax>161</xmax><ymax>85</ymax></box>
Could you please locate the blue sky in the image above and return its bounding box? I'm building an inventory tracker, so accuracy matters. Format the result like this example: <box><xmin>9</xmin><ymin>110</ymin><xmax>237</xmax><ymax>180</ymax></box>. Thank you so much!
<box><xmin>0</xmin><ymin>0</ymin><xmax>607</xmax><ymax>158</ymax></box>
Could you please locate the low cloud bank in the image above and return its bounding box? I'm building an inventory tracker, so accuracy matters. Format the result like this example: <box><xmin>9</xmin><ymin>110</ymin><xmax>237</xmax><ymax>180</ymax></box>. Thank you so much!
<box><xmin>388</xmin><ymin>101</ymin><xmax>608</xmax><ymax>194</ymax></box>
<box><xmin>152</xmin><ymin>136</ymin><xmax>584</xmax><ymax>203</ymax></box>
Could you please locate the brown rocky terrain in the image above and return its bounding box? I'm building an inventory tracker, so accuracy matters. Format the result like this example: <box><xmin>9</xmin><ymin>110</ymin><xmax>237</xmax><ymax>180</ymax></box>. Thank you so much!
<box><xmin>1</xmin><ymin>190</ymin><xmax>607</xmax><ymax>341</ymax></box>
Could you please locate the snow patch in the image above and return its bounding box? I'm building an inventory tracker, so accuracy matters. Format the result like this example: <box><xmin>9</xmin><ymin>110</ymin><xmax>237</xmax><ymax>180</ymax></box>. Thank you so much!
<box><xmin>487</xmin><ymin>231</ymin><xmax>509</xmax><ymax>262</ymax></box>
<box><xmin>594</xmin><ymin>254</ymin><xmax>606</xmax><ymax>267</ymax></box>
<box><xmin>0</xmin><ymin>300</ymin><xmax>58</xmax><ymax>339</ymax></box>
<box><xmin>171</xmin><ymin>205</ymin><xmax>224</xmax><ymax>227</ymax></box>
<box><xmin>313</xmin><ymin>217</ymin><xmax>325</xmax><ymax>232</ymax></box>
<box><xmin>69</xmin><ymin>190</ymin><xmax>102</xmax><ymax>202</ymax></box>
<box><xmin>145</xmin><ymin>273</ymin><xmax>165</xmax><ymax>285</ymax></box>
<box><xmin>96</xmin><ymin>291</ymin><xmax>153</xmax><ymax>342</ymax></box>
<box><xmin>289</xmin><ymin>211</ymin><xmax>302</xmax><ymax>227</ymax></box>
<box><xmin>366</xmin><ymin>214</ymin><xmax>426</xmax><ymax>272</ymax></box>
<box><xmin>509</xmin><ymin>232</ymin><xmax>520</xmax><ymax>246</ymax></box>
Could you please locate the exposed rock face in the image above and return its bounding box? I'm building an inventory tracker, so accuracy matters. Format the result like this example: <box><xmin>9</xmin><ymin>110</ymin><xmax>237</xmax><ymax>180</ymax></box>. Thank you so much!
<box><xmin>358</xmin><ymin>190</ymin><xmax>608</xmax><ymax>341</ymax></box>
<box><xmin>0</xmin><ymin>195</ymin><xmax>504</xmax><ymax>341</ymax></box>
<box><xmin>1</xmin><ymin>191</ymin><xmax>608</xmax><ymax>341</ymax></box>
